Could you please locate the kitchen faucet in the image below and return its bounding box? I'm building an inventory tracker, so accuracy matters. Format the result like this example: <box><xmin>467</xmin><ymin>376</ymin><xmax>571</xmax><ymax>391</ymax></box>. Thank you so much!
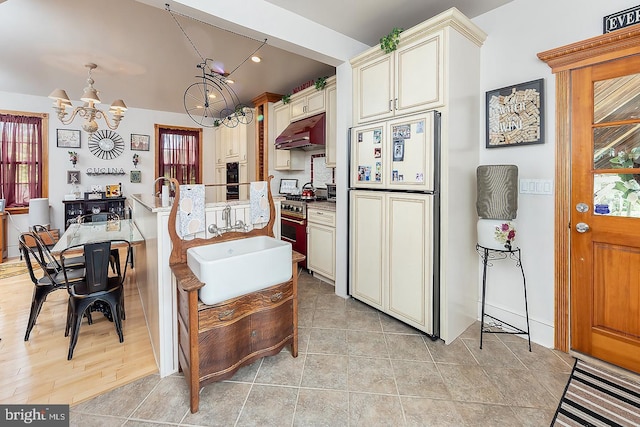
<box><xmin>208</xmin><ymin>204</ymin><xmax>249</xmax><ymax>236</ymax></box>
<box><xmin>152</xmin><ymin>177</ymin><xmax>173</xmax><ymax>197</ymax></box>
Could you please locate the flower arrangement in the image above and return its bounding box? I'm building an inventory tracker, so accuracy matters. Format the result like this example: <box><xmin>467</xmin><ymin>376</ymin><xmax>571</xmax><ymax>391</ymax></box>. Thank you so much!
<box><xmin>132</xmin><ymin>153</ymin><xmax>140</xmax><ymax>168</ymax></box>
<box><xmin>68</xmin><ymin>151</ymin><xmax>78</xmax><ymax>167</ymax></box>
<box><xmin>494</xmin><ymin>222</ymin><xmax>516</xmax><ymax>250</ymax></box>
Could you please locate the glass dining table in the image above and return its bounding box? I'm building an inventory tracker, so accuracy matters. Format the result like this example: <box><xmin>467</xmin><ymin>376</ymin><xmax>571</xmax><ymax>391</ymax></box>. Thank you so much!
<box><xmin>51</xmin><ymin>219</ymin><xmax>144</xmax><ymax>255</ymax></box>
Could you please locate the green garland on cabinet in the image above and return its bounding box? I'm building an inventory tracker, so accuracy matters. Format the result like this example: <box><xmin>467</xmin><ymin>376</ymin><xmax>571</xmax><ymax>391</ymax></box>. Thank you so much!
<box><xmin>380</xmin><ymin>27</ymin><xmax>403</xmax><ymax>53</ymax></box>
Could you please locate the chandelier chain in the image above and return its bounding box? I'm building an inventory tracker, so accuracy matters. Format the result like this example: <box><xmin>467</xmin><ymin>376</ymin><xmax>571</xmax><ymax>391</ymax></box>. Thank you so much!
<box><xmin>166</xmin><ymin>5</ymin><xmax>205</xmax><ymax>63</ymax></box>
<box><xmin>164</xmin><ymin>3</ymin><xmax>267</xmax><ymax>45</ymax></box>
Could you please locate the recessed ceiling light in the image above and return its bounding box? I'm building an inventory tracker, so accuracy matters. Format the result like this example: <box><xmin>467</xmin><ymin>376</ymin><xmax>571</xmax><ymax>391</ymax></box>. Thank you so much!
<box><xmin>251</xmin><ymin>56</ymin><xmax>261</xmax><ymax>63</ymax></box>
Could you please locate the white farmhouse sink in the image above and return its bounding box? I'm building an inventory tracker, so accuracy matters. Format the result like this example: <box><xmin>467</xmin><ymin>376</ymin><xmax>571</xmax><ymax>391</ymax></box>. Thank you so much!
<box><xmin>187</xmin><ymin>236</ymin><xmax>292</xmax><ymax>305</ymax></box>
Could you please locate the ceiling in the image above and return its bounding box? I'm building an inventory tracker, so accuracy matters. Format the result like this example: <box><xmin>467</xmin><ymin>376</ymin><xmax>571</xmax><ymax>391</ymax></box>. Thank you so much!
<box><xmin>0</xmin><ymin>0</ymin><xmax>510</xmax><ymax>121</ymax></box>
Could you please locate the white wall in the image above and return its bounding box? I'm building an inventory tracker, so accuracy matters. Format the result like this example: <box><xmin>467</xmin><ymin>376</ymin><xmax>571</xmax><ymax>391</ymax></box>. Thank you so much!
<box><xmin>0</xmin><ymin>90</ymin><xmax>215</xmax><ymax>257</ymax></box>
<box><xmin>473</xmin><ymin>0</ymin><xmax>639</xmax><ymax>347</ymax></box>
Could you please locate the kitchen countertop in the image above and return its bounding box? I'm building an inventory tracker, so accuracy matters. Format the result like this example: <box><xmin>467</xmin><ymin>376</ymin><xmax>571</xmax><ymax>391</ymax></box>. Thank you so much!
<box><xmin>130</xmin><ymin>193</ymin><xmax>284</xmax><ymax>213</ymax></box>
<box><xmin>307</xmin><ymin>201</ymin><xmax>336</xmax><ymax>212</ymax></box>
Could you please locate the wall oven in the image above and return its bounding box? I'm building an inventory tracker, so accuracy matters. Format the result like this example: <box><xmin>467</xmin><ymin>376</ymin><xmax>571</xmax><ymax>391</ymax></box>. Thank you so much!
<box><xmin>226</xmin><ymin>162</ymin><xmax>239</xmax><ymax>200</ymax></box>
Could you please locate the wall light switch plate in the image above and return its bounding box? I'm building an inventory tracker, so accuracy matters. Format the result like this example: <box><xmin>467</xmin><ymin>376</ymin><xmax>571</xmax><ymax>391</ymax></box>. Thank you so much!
<box><xmin>519</xmin><ymin>179</ymin><xmax>553</xmax><ymax>195</ymax></box>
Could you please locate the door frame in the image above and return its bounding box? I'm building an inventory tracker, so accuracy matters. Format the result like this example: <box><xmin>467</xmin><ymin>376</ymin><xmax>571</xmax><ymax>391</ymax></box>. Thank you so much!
<box><xmin>538</xmin><ymin>26</ymin><xmax>640</xmax><ymax>351</ymax></box>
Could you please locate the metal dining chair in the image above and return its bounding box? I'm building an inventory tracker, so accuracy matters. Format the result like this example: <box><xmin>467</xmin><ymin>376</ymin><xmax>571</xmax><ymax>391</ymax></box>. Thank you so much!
<box><xmin>31</xmin><ymin>224</ymin><xmax>84</xmax><ymax>272</ymax></box>
<box><xmin>76</xmin><ymin>213</ymin><xmax>122</xmax><ymax>276</ymax></box>
<box><xmin>61</xmin><ymin>239</ymin><xmax>131</xmax><ymax>360</ymax></box>
<box><xmin>18</xmin><ymin>232</ymin><xmax>85</xmax><ymax>341</ymax></box>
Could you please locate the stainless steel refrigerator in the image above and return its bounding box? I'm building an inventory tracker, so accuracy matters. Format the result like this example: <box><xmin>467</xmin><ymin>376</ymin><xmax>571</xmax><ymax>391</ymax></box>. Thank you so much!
<box><xmin>348</xmin><ymin>111</ymin><xmax>441</xmax><ymax>338</ymax></box>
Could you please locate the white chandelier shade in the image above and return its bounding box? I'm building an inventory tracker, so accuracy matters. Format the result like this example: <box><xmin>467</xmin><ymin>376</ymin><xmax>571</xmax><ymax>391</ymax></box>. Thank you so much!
<box><xmin>49</xmin><ymin>63</ymin><xmax>127</xmax><ymax>134</ymax></box>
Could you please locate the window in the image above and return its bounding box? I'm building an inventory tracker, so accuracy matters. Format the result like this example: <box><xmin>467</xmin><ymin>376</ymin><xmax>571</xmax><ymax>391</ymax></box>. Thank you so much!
<box><xmin>155</xmin><ymin>124</ymin><xmax>202</xmax><ymax>185</ymax></box>
<box><xmin>0</xmin><ymin>110</ymin><xmax>49</xmax><ymax>212</ymax></box>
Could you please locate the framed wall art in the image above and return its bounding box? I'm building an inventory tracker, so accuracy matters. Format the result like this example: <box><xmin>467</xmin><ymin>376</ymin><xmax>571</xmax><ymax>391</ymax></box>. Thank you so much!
<box><xmin>486</xmin><ymin>78</ymin><xmax>545</xmax><ymax>148</ymax></box>
<box><xmin>130</xmin><ymin>170</ymin><xmax>141</xmax><ymax>183</ymax></box>
<box><xmin>131</xmin><ymin>134</ymin><xmax>150</xmax><ymax>151</ymax></box>
<box><xmin>57</xmin><ymin>129</ymin><xmax>81</xmax><ymax>148</ymax></box>
<box><xmin>67</xmin><ymin>170</ymin><xmax>81</xmax><ymax>185</ymax></box>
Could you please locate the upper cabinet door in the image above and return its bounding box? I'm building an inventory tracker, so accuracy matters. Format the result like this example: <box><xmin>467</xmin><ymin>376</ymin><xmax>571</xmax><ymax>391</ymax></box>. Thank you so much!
<box><xmin>395</xmin><ymin>31</ymin><xmax>444</xmax><ymax>115</ymax></box>
<box><xmin>352</xmin><ymin>30</ymin><xmax>444</xmax><ymax>126</ymax></box>
<box><xmin>290</xmin><ymin>89</ymin><xmax>327</xmax><ymax>121</ymax></box>
<box><xmin>305</xmin><ymin>90</ymin><xmax>326</xmax><ymax>117</ymax></box>
<box><xmin>353</xmin><ymin>55</ymin><xmax>394</xmax><ymax>124</ymax></box>
<box><xmin>289</xmin><ymin>97</ymin><xmax>306</xmax><ymax>121</ymax></box>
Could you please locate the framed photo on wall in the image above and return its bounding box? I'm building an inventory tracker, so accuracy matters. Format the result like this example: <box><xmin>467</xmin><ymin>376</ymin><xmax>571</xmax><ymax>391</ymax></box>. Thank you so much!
<box><xmin>67</xmin><ymin>170</ymin><xmax>81</xmax><ymax>185</ymax></box>
<box><xmin>57</xmin><ymin>129</ymin><xmax>81</xmax><ymax>148</ymax></box>
<box><xmin>130</xmin><ymin>170</ymin><xmax>141</xmax><ymax>183</ymax></box>
<box><xmin>486</xmin><ymin>78</ymin><xmax>545</xmax><ymax>148</ymax></box>
<box><xmin>131</xmin><ymin>134</ymin><xmax>150</xmax><ymax>151</ymax></box>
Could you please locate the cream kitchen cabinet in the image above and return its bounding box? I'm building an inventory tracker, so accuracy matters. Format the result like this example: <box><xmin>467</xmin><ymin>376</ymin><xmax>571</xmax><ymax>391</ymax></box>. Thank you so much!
<box><xmin>325</xmin><ymin>81</ymin><xmax>337</xmax><ymax>168</ymax></box>
<box><xmin>352</xmin><ymin>31</ymin><xmax>443</xmax><ymax>125</ymax></box>
<box><xmin>349</xmin><ymin>8</ymin><xmax>487</xmax><ymax>344</ymax></box>
<box><xmin>273</xmin><ymin>101</ymin><xmax>305</xmax><ymax>171</ymax></box>
<box><xmin>215</xmin><ymin>127</ymin><xmax>225</xmax><ymax>166</ymax></box>
<box><xmin>290</xmin><ymin>87</ymin><xmax>325</xmax><ymax>121</ymax></box>
<box><xmin>350</xmin><ymin>190</ymin><xmax>433</xmax><ymax>331</ymax></box>
<box><xmin>307</xmin><ymin>207</ymin><xmax>336</xmax><ymax>282</ymax></box>
<box><xmin>216</xmin><ymin>115</ymin><xmax>253</xmax><ymax>164</ymax></box>
<box><xmin>214</xmin><ymin>165</ymin><xmax>226</xmax><ymax>201</ymax></box>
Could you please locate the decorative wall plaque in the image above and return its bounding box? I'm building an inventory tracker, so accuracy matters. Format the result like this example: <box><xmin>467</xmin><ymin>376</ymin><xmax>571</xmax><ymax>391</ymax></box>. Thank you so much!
<box><xmin>485</xmin><ymin>78</ymin><xmax>544</xmax><ymax>148</ymax></box>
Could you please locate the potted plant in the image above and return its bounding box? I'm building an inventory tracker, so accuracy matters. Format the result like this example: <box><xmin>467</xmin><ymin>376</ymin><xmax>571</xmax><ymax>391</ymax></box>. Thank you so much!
<box><xmin>380</xmin><ymin>27</ymin><xmax>403</xmax><ymax>54</ymax></box>
<box><xmin>315</xmin><ymin>76</ymin><xmax>327</xmax><ymax>91</ymax></box>
<box><xmin>282</xmin><ymin>94</ymin><xmax>291</xmax><ymax>104</ymax></box>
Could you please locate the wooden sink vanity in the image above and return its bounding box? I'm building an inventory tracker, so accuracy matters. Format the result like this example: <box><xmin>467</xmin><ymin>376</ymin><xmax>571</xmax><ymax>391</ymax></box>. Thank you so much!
<box><xmin>168</xmin><ymin>177</ymin><xmax>304</xmax><ymax>413</ymax></box>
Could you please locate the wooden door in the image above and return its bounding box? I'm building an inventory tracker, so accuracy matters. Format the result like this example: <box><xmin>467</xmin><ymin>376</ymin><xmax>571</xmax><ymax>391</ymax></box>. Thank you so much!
<box><xmin>571</xmin><ymin>54</ymin><xmax>640</xmax><ymax>373</ymax></box>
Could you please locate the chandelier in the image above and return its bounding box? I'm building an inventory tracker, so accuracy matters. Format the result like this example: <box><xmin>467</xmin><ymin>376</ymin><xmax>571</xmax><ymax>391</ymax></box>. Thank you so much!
<box><xmin>48</xmin><ymin>63</ymin><xmax>127</xmax><ymax>134</ymax></box>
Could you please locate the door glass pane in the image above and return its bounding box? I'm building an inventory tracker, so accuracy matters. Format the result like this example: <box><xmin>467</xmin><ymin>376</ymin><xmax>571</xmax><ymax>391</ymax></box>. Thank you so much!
<box><xmin>593</xmin><ymin>124</ymin><xmax>640</xmax><ymax>169</ymax></box>
<box><xmin>594</xmin><ymin>173</ymin><xmax>640</xmax><ymax>217</ymax></box>
<box><xmin>594</xmin><ymin>73</ymin><xmax>640</xmax><ymax>123</ymax></box>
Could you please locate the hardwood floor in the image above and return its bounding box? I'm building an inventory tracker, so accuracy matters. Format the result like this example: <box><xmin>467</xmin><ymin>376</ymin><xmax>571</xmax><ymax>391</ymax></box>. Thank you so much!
<box><xmin>0</xmin><ymin>256</ymin><xmax>158</xmax><ymax>405</ymax></box>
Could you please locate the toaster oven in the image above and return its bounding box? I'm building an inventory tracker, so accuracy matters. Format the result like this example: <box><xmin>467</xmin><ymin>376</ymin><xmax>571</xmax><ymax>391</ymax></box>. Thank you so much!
<box><xmin>326</xmin><ymin>184</ymin><xmax>336</xmax><ymax>201</ymax></box>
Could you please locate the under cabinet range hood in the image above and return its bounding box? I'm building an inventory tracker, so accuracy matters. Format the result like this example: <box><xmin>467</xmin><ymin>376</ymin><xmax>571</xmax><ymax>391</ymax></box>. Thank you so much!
<box><xmin>275</xmin><ymin>112</ymin><xmax>325</xmax><ymax>150</ymax></box>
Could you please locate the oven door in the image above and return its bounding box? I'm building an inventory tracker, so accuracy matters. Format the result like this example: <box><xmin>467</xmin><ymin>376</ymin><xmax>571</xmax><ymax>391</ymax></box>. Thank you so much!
<box><xmin>281</xmin><ymin>215</ymin><xmax>307</xmax><ymax>269</ymax></box>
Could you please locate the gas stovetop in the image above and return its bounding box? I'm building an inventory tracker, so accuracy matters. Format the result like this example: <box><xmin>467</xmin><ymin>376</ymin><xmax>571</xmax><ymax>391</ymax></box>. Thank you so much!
<box><xmin>281</xmin><ymin>195</ymin><xmax>328</xmax><ymax>220</ymax></box>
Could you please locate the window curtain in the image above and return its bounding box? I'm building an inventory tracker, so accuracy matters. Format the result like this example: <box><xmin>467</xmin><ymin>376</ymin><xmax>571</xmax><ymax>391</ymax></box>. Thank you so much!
<box><xmin>158</xmin><ymin>128</ymin><xmax>200</xmax><ymax>185</ymax></box>
<box><xmin>0</xmin><ymin>114</ymin><xmax>42</xmax><ymax>207</ymax></box>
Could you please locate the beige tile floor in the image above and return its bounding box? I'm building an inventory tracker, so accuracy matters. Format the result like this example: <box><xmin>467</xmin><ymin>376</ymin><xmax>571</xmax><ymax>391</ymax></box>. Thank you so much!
<box><xmin>70</xmin><ymin>271</ymin><xmax>575</xmax><ymax>426</ymax></box>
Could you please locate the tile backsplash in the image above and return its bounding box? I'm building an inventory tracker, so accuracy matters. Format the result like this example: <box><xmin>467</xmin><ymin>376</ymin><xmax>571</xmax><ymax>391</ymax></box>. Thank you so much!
<box><xmin>270</xmin><ymin>148</ymin><xmax>334</xmax><ymax>195</ymax></box>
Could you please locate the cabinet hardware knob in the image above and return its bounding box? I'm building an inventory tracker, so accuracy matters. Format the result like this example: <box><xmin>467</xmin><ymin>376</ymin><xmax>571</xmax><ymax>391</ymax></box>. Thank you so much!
<box><xmin>270</xmin><ymin>292</ymin><xmax>283</xmax><ymax>302</ymax></box>
<box><xmin>218</xmin><ymin>309</ymin><xmax>235</xmax><ymax>320</ymax></box>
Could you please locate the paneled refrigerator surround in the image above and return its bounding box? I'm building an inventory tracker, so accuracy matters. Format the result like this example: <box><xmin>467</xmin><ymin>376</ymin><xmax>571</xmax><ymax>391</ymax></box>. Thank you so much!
<box><xmin>348</xmin><ymin>111</ymin><xmax>441</xmax><ymax>337</ymax></box>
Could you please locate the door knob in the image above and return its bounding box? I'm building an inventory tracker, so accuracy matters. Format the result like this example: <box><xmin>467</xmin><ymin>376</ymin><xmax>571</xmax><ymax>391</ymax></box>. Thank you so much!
<box><xmin>576</xmin><ymin>203</ymin><xmax>589</xmax><ymax>213</ymax></box>
<box><xmin>575</xmin><ymin>222</ymin><xmax>590</xmax><ymax>233</ymax></box>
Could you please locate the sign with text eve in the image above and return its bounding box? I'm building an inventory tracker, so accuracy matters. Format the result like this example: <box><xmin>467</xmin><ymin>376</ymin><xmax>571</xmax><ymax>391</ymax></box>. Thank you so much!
<box><xmin>603</xmin><ymin>5</ymin><xmax>640</xmax><ymax>33</ymax></box>
<box><xmin>485</xmin><ymin>78</ymin><xmax>544</xmax><ymax>148</ymax></box>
